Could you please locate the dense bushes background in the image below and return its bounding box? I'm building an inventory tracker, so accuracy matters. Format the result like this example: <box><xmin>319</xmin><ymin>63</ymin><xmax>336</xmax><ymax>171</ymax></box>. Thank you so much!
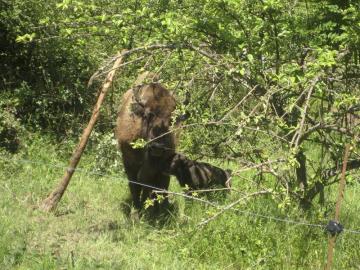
<box><xmin>1</xmin><ymin>0</ymin><xmax>359</xmax><ymax>204</ymax></box>
<box><xmin>0</xmin><ymin>1</ymin><xmax>360</xmax><ymax>268</ymax></box>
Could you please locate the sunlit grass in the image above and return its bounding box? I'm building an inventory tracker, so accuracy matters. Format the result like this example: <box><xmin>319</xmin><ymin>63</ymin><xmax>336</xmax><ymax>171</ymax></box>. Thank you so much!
<box><xmin>1</xmin><ymin>137</ymin><xmax>360</xmax><ymax>269</ymax></box>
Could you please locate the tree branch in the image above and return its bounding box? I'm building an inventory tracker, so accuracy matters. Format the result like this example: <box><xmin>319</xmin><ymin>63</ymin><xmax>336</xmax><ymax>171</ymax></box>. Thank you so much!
<box><xmin>198</xmin><ymin>190</ymin><xmax>272</xmax><ymax>227</ymax></box>
<box><xmin>290</xmin><ymin>77</ymin><xmax>319</xmax><ymax>148</ymax></box>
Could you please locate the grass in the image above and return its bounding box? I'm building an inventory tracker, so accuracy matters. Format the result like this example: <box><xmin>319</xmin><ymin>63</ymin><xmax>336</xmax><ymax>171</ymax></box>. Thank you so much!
<box><xmin>1</xmin><ymin>135</ymin><xmax>360</xmax><ymax>269</ymax></box>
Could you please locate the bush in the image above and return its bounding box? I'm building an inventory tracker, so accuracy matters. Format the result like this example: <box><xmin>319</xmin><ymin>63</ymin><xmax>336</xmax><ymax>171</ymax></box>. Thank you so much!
<box><xmin>0</xmin><ymin>96</ymin><xmax>23</xmax><ymax>153</ymax></box>
<box><xmin>90</xmin><ymin>131</ymin><xmax>122</xmax><ymax>174</ymax></box>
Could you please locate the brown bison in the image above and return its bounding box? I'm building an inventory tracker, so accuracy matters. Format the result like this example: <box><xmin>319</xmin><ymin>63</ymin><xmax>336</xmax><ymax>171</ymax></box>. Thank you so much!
<box><xmin>169</xmin><ymin>153</ymin><xmax>232</xmax><ymax>190</ymax></box>
<box><xmin>115</xmin><ymin>81</ymin><xmax>177</xmax><ymax>209</ymax></box>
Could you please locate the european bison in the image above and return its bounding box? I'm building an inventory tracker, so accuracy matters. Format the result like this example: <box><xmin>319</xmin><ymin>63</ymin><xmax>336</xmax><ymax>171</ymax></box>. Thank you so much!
<box><xmin>115</xmin><ymin>81</ymin><xmax>177</xmax><ymax>209</ymax></box>
<box><xmin>169</xmin><ymin>153</ymin><xmax>232</xmax><ymax>190</ymax></box>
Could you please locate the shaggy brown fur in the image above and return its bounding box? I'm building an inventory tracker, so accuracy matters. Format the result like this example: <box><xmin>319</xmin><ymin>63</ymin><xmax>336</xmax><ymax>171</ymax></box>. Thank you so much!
<box><xmin>115</xmin><ymin>82</ymin><xmax>177</xmax><ymax>209</ymax></box>
<box><xmin>169</xmin><ymin>153</ymin><xmax>232</xmax><ymax>190</ymax></box>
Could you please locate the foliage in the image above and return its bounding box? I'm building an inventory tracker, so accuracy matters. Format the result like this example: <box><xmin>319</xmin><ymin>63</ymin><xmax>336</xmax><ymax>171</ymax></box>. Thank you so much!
<box><xmin>1</xmin><ymin>139</ymin><xmax>360</xmax><ymax>269</ymax></box>
<box><xmin>1</xmin><ymin>0</ymin><xmax>102</xmax><ymax>135</ymax></box>
<box><xmin>2</xmin><ymin>0</ymin><xmax>360</xmax><ymax>205</ymax></box>
<box><xmin>0</xmin><ymin>94</ymin><xmax>23</xmax><ymax>153</ymax></box>
<box><xmin>1</xmin><ymin>0</ymin><xmax>360</xmax><ymax>267</ymax></box>
<box><xmin>89</xmin><ymin>130</ymin><xmax>121</xmax><ymax>173</ymax></box>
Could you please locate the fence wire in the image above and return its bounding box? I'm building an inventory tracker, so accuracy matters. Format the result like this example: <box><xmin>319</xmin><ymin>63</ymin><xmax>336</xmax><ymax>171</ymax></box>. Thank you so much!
<box><xmin>1</xmin><ymin>155</ymin><xmax>360</xmax><ymax>235</ymax></box>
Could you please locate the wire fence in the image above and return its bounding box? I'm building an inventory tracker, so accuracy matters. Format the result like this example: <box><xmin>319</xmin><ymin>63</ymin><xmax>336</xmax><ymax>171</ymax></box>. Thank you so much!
<box><xmin>1</xmin><ymin>155</ymin><xmax>360</xmax><ymax>235</ymax></box>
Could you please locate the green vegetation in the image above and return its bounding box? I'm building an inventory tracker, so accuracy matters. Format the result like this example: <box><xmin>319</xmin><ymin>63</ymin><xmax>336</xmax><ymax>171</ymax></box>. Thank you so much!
<box><xmin>1</xmin><ymin>138</ymin><xmax>360</xmax><ymax>269</ymax></box>
<box><xmin>1</xmin><ymin>0</ymin><xmax>360</xmax><ymax>269</ymax></box>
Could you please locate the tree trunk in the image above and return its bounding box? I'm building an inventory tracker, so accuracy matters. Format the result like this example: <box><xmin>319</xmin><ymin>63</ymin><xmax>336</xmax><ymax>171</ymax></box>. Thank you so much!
<box><xmin>40</xmin><ymin>51</ymin><xmax>126</xmax><ymax>212</ymax></box>
<box><xmin>296</xmin><ymin>150</ymin><xmax>307</xmax><ymax>191</ymax></box>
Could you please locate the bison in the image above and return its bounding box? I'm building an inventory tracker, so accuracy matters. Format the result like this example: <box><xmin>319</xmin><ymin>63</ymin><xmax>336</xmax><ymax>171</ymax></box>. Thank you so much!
<box><xmin>169</xmin><ymin>153</ymin><xmax>232</xmax><ymax>191</ymax></box>
<box><xmin>115</xmin><ymin>80</ymin><xmax>178</xmax><ymax>210</ymax></box>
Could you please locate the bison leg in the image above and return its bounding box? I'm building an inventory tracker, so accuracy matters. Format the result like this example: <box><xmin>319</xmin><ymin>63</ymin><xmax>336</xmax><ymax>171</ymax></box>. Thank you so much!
<box><xmin>138</xmin><ymin>170</ymin><xmax>170</xmax><ymax>210</ymax></box>
<box><xmin>123</xmin><ymin>162</ymin><xmax>142</xmax><ymax>209</ymax></box>
<box><xmin>137</xmin><ymin>166</ymin><xmax>156</xmax><ymax>207</ymax></box>
<box><xmin>150</xmin><ymin>173</ymin><xmax>171</xmax><ymax>208</ymax></box>
<box><xmin>157</xmin><ymin>173</ymin><xmax>170</xmax><ymax>192</ymax></box>
<box><xmin>129</xmin><ymin>183</ymin><xmax>142</xmax><ymax>209</ymax></box>
<box><xmin>140</xmin><ymin>187</ymin><xmax>153</xmax><ymax>206</ymax></box>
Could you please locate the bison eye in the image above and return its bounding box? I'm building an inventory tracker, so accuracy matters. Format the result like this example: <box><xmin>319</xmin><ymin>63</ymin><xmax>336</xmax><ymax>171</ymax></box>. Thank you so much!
<box><xmin>146</xmin><ymin>111</ymin><xmax>156</xmax><ymax>121</ymax></box>
<box><xmin>131</xmin><ymin>103</ymin><xmax>145</xmax><ymax>116</ymax></box>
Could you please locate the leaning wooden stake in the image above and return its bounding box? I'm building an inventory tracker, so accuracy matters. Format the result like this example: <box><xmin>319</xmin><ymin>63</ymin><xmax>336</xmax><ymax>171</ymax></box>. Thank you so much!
<box><xmin>40</xmin><ymin>51</ymin><xmax>126</xmax><ymax>212</ymax></box>
<box><xmin>324</xmin><ymin>144</ymin><xmax>351</xmax><ymax>270</ymax></box>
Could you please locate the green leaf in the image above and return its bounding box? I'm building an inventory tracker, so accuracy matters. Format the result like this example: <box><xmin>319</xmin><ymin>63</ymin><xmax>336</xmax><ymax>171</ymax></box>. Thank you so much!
<box><xmin>130</xmin><ymin>138</ymin><xmax>147</xmax><ymax>149</ymax></box>
<box><xmin>15</xmin><ymin>33</ymin><xmax>36</xmax><ymax>43</ymax></box>
<box><xmin>247</xmin><ymin>54</ymin><xmax>254</xmax><ymax>63</ymax></box>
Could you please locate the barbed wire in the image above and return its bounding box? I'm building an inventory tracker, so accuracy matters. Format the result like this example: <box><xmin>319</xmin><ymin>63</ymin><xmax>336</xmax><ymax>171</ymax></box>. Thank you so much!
<box><xmin>1</xmin><ymin>155</ymin><xmax>360</xmax><ymax>235</ymax></box>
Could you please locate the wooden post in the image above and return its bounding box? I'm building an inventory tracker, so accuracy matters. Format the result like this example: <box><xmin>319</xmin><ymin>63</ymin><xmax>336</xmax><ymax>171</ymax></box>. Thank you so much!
<box><xmin>40</xmin><ymin>51</ymin><xmax>126</xmax><ymax>212</ymax></box>
<box><xmin>324</xmin><ymin>144</ymin><xmax>351</xmax><ymax>270</ymax></box>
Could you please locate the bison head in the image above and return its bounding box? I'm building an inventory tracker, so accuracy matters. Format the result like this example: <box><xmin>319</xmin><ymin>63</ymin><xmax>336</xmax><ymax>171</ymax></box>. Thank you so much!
<box><xmin>131</xmin><ymin>83</ymin><xmax>177</xmax><ymax>154</ymax></box>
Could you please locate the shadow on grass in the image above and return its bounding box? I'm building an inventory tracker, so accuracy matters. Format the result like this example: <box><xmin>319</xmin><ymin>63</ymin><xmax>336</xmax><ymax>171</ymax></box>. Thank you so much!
<box><xmin>119</xmin><ymin>196</ymin><xmax>180</xmax><ymax>228</ymax></box>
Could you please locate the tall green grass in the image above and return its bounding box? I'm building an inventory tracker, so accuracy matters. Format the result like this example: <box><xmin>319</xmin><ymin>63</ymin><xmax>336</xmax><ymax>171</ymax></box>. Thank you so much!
<box><xmin>1</xmin><ymin>136</ymin><xmax>360</xmax><ymax>269</ymax></box>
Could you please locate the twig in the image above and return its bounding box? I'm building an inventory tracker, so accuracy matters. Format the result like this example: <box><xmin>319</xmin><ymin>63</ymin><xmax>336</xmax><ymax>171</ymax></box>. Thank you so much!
<box><xmin>279</xmin><ymin>87</ymin><xmax>308</xmax><ymax>120</ymax></box>
<box><xmin>152</xmin><ymin>50</ymin><xmax>173</xmax><ymax>79</ymax></box>
<box><xmin>291</xmin><ymin>77</ymin><xmax>319</xmax><ymax>148</ymax></box>
<box><xmin>232</xmin><ymin>159</ymin><xmax>286</xmax><ymax>174</ymax></box>
<box><xmin>87</xmin><ymin>55</ymin><xmax>147</xmax><ymax>87</ymax></box>
<box><xmin>198</xmin><ymin>190</ymin><xmax>272</xmax><ymax>227</ymax></box>
<box><xmin>219</xmin><ymin>84</ymin><xmax>258</xmax><ymax>122</ymax></box>
<box><xmin>151</xmin><ymin>190</ymin><xmax>218</xmax><ymax>207</ymax></box>
<box><xmin>187</xmin><ymin>44</ymin><xmax>219</xmax><ymax>62</ymax></box>
<box><xmin>154</xmin><ymin>187</ymin><xmax>236</xmax><ymax>194</ymax></box>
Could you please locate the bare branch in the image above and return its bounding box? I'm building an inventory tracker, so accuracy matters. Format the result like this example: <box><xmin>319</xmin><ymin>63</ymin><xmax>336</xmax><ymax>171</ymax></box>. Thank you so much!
<box><xmin>232</xmin><ymin>158</ymin><xmax>286</xmax><ymax>175</ymax></box>
<box><xmin>87</xmin><ymin>55</ymin><xmax>148</xmax><ymax>87</ymax></box>
<box><xmin>219</xmin><ymin>84</ymin><xmax>258</xmax><ymax>122</ymax></box>
<box><xmin>290</xmin><ymin>77</ymin><xmax>319</xmax><ymax>148</ymax></box>
<box><xmin>198</xmin><ymin>190</ymin><xmax>272</xmax><ymax>227</ymax></box>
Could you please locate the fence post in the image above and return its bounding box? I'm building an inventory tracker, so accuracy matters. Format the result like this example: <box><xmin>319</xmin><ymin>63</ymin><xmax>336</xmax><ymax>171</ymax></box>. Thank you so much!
<box><xmin>324</xmin><ymin>144</ymin><xmax>351</xmax><ymax>270</ymax></box>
